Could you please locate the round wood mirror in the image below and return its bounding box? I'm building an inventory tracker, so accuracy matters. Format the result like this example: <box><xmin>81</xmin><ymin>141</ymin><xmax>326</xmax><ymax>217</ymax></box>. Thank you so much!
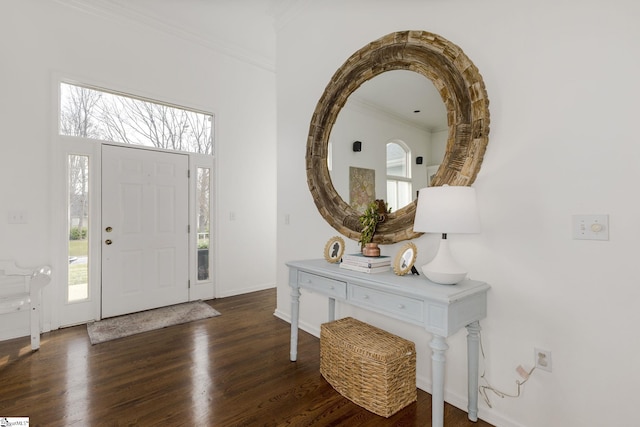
<box><xmin>306</xmin><ymin>30</ymin><xmax>490</xmax><ymax>244</ymax></box>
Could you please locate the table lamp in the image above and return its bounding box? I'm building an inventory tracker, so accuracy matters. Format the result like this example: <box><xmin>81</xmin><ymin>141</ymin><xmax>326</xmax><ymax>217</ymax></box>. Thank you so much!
<box><xmin>413</xmin><ymin>185</ymin><xmax>480</xmax><ymax>284</ymax></box>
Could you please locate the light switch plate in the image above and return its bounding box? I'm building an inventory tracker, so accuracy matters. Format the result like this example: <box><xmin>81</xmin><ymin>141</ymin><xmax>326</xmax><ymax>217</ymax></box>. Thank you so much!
<box><xmin>572</xmin><ymin>214</ymin><xmax>609</xmax><ymax>240</ymax></box>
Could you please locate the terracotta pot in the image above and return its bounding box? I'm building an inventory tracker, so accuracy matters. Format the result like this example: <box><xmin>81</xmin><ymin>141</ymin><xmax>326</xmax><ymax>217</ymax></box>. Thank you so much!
<box><xmin>362</xmin><ymin>242</ymin><xmax>380</xmax><ymax>257</ymax></box>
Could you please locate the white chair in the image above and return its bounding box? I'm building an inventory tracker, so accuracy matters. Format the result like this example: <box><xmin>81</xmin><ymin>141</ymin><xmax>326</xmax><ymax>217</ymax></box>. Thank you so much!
<box><xmin>0</xmin><ymin>260</ymin><xmax>51</xmax><ymax>350</ymax></box>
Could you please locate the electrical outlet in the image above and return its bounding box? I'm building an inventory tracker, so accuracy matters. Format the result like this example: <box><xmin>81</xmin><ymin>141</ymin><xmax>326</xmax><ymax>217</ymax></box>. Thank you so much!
<box><xmin>7</xmin><ymin>210</ymin><xmax>28</xmax><ymax>224</ymax></box>
<box><xmin>535</xmin><ymin>348</ymin><xmax>552</xmax><ymax>372</ymax></box>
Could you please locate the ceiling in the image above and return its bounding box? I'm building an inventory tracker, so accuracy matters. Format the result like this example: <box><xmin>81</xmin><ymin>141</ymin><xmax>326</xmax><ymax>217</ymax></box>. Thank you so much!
<box><xmin>349</xmin><ymin>70</ymin><xmax>448</xmax><ymax>132</ymax></box>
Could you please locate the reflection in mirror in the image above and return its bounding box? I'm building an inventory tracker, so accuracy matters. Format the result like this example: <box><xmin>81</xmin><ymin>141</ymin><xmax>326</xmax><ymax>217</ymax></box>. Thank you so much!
<box><xmin>386</xmin><ymin>141</ymin><xmax>411</xmax><ymax>211</ymax></box>
<box><xmin>329</xmin><ymin>70</ymin><xmax>447</xmax><ymax>213</ymax></box>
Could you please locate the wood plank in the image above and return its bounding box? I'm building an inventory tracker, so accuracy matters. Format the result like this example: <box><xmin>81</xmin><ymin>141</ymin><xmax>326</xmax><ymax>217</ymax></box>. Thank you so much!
<box><xmin>0</xmin><ymin>289</ymin><xmax>493</xmax><ymax>426</ymax></box>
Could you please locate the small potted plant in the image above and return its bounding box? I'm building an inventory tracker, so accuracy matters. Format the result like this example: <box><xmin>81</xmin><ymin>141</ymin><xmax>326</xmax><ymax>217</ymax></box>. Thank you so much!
<box><xmin>358</xmin><ymin>200</ymin><xmax>390</xmax><ymax>256</ymax></box>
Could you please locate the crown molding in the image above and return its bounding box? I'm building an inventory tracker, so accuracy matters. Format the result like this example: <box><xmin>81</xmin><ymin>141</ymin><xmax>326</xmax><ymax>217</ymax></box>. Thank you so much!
<box><xmin>53</xmin><ymin>0</ymin><xmax>276</xmax><ymax>72</ymax></box>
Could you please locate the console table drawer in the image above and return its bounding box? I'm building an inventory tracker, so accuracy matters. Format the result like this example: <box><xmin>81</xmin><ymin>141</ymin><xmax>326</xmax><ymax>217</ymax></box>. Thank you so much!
<box><xmin>350</xmin><ymin>285</ymin><xmax>423</xmax><ymax>322</ymax></box>
<box><xmin>298</xmin><ymin>271</ymin><xmax>347</xmax><ymax>299</ymax></box>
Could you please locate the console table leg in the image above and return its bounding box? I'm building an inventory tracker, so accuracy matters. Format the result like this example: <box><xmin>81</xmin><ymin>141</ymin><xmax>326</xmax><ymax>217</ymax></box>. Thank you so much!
<box><xmin>430</xmin><ymin>334</ymin><xmax>449</xmax><ymax>427</ymax></box>
<box><xmin>290</xmin><ymin>285</ymin><xmax>301</xmax><ymax>361</ymax></box>
<box><xmin>328</xmin><ymin>297</ymin><xmax>335</xmax><ymax>321</ymax></box>
<box><xmin>466</xmin><ymin>321</ymin><xmax>481</xmax><ymax>421</ymax></box>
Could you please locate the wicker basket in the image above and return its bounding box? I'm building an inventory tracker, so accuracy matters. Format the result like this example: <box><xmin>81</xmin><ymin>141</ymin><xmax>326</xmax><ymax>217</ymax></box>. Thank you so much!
<box><xmin>320</xmin><ymin>317</ymin><xmax>417</xmax><ymax>417</ymax></box>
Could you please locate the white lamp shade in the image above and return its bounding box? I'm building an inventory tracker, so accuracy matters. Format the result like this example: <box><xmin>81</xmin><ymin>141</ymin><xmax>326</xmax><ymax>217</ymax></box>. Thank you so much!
<box><xmin>413</xmin><ymin>185</ymin><xmax>480</xmax><ymax>234</ymax></box>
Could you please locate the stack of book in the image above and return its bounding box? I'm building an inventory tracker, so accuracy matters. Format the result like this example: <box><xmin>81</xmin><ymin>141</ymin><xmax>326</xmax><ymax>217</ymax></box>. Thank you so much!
<box><xmin>340</xmin><ymin>253</ymin><xmax>391</xmax><ymax>274</ymax></box>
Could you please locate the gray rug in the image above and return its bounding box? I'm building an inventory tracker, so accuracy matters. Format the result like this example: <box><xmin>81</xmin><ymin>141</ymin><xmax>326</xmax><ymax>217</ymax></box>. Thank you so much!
<box><xmin>87</xmin><ymin>301</ymin><xmax>220</xmax><ymax>344</ymax></box>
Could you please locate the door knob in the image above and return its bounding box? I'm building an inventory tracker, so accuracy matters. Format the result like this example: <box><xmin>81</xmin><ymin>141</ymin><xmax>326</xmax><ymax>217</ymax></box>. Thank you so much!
<box><xmin>105</xmin><ymin>226</ymin><xmax>113</xmax><ymax>232</ymax></box>
<box><xmin>105</xmin><ymin>239</ymin><xmax>113</xmax><ymax>245</ymax></box>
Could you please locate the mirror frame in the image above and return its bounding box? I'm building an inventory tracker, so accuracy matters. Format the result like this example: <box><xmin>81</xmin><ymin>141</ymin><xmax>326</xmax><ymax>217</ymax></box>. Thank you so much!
<box><xmin>306</xmin><ymin>30</ymin><xmax>490</xmax><ymax>244</ymax></box>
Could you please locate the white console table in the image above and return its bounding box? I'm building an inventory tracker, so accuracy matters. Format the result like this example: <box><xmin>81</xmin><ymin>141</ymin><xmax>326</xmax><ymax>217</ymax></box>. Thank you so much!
<box><xmin>287</xmin><ymin>259</ymin><xmax>490</xmax><ymax>426</ymax></box>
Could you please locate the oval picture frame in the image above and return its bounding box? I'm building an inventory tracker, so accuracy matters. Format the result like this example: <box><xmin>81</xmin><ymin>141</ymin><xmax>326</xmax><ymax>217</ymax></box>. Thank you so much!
<box><xmin>393</xmin><ymin>242</ymin><xmax>418</xmax><ymax>276</ymax></box>
<box><xmin>324</xmin><ymin>236</ymin><xmax>346</xmax><ymax>263</ymax></box>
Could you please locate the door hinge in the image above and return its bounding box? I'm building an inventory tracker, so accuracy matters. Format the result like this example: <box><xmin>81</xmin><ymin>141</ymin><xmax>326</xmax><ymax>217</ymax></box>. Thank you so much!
<box><xmin>188</xmin><ymin>224</ymin><xmax>190</xmax><ymax>233</ymax></box>
<box><xmin>188</xmin><ymin>279</ymin><xmax>191</xmax><ymax>289</ymax></box>
<box><xmin>188</xmin><ymin>169</ymin><xmax>191</xmax><ymax>178</ymax></box>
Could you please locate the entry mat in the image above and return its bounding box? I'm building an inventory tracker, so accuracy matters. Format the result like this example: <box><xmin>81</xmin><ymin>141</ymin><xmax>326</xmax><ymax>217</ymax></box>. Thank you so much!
<box><xmin>87</xmin><ymin>301</ymin><xmax>220</xmax><ymax>344</ymax></box>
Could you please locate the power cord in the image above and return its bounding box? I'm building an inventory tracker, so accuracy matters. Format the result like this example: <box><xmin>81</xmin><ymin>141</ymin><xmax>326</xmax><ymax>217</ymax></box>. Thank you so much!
<box><xmin>478</xmin><ymin>332</ymin><xmax>536</xmax><ymax>408</ymax></box>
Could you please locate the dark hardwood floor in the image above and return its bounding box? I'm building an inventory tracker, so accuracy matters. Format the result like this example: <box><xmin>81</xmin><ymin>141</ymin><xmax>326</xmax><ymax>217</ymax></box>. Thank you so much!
<box><xmin>0</xmin><ymin>289</ymin><xmax>494</xmax><ymax>426</ymax></box>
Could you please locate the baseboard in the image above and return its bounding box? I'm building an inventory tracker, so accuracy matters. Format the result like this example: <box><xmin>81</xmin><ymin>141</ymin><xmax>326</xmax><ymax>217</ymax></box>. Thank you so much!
<box><xmin>273</xmin><ymin>309</ymin><xmax>320</xmax><ymax>338</ymax></box>
<box><xmin>215</xmin><ymin>283</ymin><xmax>275</xmax><ymax>299</ymax></box>
<box><xmin>273</xmin><ymin>308</ymin><xmax>289</xmax><ymax>324</ymax></box>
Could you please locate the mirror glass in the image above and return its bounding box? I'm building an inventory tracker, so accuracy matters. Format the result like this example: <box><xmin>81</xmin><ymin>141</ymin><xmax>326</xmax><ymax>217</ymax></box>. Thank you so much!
<box><xmin>306</xmin><ymin>30</ymin><xmax>490</xmax><ymax>244</ymax></box>
<box><xmin>329</xmin><ymin>70</ymin><xmax>447</xmax><ymax>213</ymax></box>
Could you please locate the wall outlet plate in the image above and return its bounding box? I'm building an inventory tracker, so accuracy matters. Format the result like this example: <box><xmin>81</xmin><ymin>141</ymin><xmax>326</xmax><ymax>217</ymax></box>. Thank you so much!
<box><xmin>7</xmin><ymin>210</ymin><xmax>28</xmax><ymax>224</ymax></box>
<box><xmin>535</xmin><ymin>348</ymin><xmax>552</xmax><ymax>372</ymax></box>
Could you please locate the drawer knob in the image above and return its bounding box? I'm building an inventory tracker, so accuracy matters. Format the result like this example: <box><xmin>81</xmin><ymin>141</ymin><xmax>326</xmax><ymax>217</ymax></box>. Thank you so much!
<box><xmin>398</xmin><ymin>304</ymin><xmax>405</xmax><ymax>309</ymax></box>
<box><xmin>363</xmin><ymin>295</ymin><xmax>370</xmax><ymax>299</ymax></box>
<box><xmin>330</xmin><ymin>285</ymin><xmax>335</xmax><ymax>290</ymax></box>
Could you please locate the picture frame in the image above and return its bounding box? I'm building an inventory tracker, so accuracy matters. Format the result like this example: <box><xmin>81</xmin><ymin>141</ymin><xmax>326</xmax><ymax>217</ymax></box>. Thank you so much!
<box><xmin>392</xmin><ymin>242</ymin><xmax>418</xmax><ymax>276</ymax></box>
<box><xmin>426</xmin><ymin>164</ymin><xmax>440</xmax><ymax>187</ymax></box>
<box><xmin>349</xmin><ymin>167</ymin><xmax>375</xmax><ymax>213</ymax></box>
<box><xmin>324</xmin><ymin>236</ymin><xmax>345</xmax><ymax>263</ymax></box>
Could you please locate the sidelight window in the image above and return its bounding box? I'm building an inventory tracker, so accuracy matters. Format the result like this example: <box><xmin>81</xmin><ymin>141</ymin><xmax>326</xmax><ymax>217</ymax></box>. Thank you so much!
<box><xmin>196</xmin><ymin>167</ymin><xmax>211</xmax><ymax>281</ymax></box>
<box><xmin>68</xmin><ymin>154</ymin><xmax>90</xmax><ymax>302</ymax></box>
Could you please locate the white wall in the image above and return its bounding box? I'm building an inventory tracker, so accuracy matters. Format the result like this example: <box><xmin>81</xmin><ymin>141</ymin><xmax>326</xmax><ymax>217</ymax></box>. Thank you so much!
<box><xmin>0</xmin><ymin>0</ymin><xmax>276</xmax><ymax>338</ymax></box>
<box><xmin>276</xmin><ymin>1</ymin><xmax>640</xmax><ymax>426</ymax></box>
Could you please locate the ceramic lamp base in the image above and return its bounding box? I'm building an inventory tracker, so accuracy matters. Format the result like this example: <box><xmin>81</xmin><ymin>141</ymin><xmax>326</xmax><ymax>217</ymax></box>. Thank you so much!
<box><xmin>421</xmin><ymin>237</ymin><xmax>467</xmax><ymax>285</ymax></box>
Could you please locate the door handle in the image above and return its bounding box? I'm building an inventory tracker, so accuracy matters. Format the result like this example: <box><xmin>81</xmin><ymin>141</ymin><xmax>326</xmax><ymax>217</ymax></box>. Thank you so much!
<box><xmin>105</xmin><ymin>239</ymin><xmax>113</xmax><ymax>245</ymax></box>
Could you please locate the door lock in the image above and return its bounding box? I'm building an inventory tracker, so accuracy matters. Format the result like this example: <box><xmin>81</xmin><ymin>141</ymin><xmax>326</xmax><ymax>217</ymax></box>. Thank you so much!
<box><xmin>105</xmin><ymin>226</ymin><xmax>113</xmax><ymax>232</ymax></box>
<box><xmin>105</xmin><ymin>239</ymin><xmax>113</xmax><ymax>245</ymax></box>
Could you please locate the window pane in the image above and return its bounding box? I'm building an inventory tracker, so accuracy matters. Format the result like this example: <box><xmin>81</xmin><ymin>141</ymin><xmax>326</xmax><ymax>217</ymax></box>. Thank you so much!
<box><xmin>387</xmin><ymin>179</ymin><xmax>412</xmax><ymax>212</ymax></box>
<box><xmin>197</xmin><ymin>167</ymin><xmax>211</xmax><ymax>281</ymax></box>
<box><xmin>397</xmin><ymin>181</ymin><xmax>412</xmax><ymax>208</ymax></box>
<box><xmin>68</xmin><ymin>155</ymin><xmax>89</xmax><ymax>302</ymax></box>
<box><xmin>387</xmin><ymin>142</ymin><xmax>407</xmax><ymax>177</ymax></box>
<box><xmin>60</xmin><ymin>83</ymin><xmax>213</xmax><ymax>155</ymax></box>
<box><xmin>387</xmin><ymin>180</ymin><xmax>398</xmax><ymax>212</ymax></box>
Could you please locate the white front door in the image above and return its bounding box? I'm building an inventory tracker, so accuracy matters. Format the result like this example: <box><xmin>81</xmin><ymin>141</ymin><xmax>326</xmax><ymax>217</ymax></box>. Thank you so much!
<box><xmin>101</xmin><ymin>145</ymin><xmax>189</xmax><ymax>318</ymax></box>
